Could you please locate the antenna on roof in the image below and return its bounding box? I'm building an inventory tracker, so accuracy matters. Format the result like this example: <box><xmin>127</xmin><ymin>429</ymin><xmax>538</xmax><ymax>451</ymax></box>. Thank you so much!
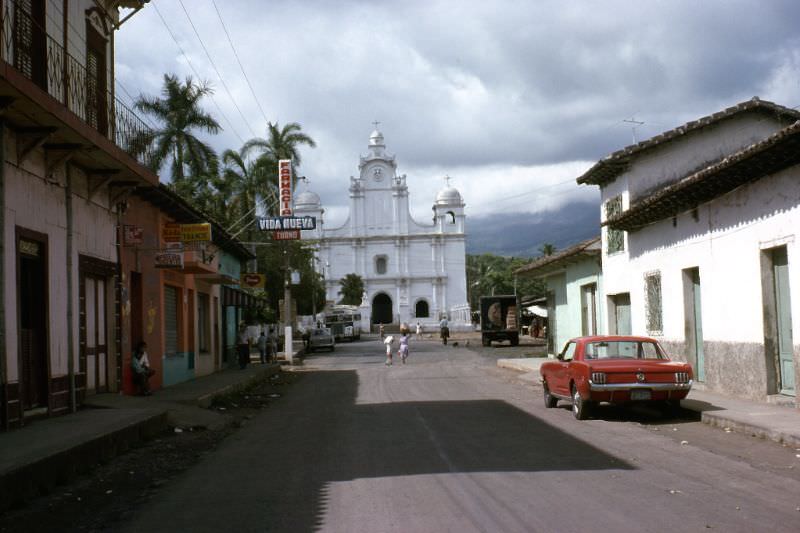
<box><xmin>623</xmin><ymin>116</ymin><xmax>645</xmax><ymax>144</ymax></box>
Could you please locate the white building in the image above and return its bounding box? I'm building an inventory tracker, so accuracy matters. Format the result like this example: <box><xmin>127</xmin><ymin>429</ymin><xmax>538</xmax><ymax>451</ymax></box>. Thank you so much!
<box><xmin>578</xmin><ymin>97</ymin><xmax>800</xmax><ymax>405</ymax></box>
<box><xmin>295</xmin><ymin>128</ymin><xmax>470</xmax><ymax>330</ymax></box>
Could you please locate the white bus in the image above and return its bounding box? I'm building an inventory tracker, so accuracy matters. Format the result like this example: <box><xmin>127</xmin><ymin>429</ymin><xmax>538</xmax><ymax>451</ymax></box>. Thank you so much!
<box><xmin>323</xmin><ymin>306</ymin><xmax>362</xmax><ymax>341</ymax></box>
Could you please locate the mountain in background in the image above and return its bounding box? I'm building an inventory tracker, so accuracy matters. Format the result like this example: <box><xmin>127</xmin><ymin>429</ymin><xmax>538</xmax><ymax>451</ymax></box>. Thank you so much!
<box><xmin>465</xmin><ymin>199</ymin><xmax>600</xmax><ymax>257</ymax></box>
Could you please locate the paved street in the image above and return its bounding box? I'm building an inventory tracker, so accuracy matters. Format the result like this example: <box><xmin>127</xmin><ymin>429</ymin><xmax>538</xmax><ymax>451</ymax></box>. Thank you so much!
<box><xmin>120</xmin><ymin>337</ymin><xmax>800</xmax><ymax>533</ymax></box>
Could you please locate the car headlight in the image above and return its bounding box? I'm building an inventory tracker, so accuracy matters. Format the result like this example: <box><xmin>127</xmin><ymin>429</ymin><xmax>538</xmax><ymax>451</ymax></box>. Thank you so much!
<box><xmin>591</xmin><ymin>372</ymin><xmax>607</xmax><ymax>384</ymax></box>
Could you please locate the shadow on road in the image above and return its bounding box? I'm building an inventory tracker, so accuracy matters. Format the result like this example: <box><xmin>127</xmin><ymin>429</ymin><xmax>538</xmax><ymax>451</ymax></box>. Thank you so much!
<box><xmin>247</xmin><ymin>369</ymin><xmax>634</xmax><ymax>532</ymax></box>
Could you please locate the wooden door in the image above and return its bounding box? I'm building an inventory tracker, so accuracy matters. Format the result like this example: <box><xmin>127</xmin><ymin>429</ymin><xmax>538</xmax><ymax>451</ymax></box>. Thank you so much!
<box><xmin>85</xmin><ymin>23</ymin><xmax>108</xmax><ymax>135</ymax></box>
<box><xmin>773</xmin><ymin>248</ymin><xmax>795</xmax><ymax>395</ymax></box>
<box><xmin>18</xmin><ymin>236</ymin><xmax>48</xmax><ymax>410</ymax></box>
<box><xmin>690</xmin><ymin>269</ymin><xmax>705</xmax><ymax>382</ymax></box>
<box><xmin>614</xmin><ymin>293</ymin><xmax>631</xmax><ymax>335</ymax></box>
<box><xmin>82</xmin><ymin>275</ymin><xmax>109</xmax><ymax>393</ymax></box>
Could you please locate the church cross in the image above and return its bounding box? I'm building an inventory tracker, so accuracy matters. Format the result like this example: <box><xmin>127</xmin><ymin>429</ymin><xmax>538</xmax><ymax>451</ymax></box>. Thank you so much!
<box><xmin>372</xmin><ymin>120</ymin><xmax>381</xmax><ymax>129</ymax></box>
<box><xmin>444</xmin><ymin>175</ymin><xmax>452</xmax><ymax>187</ymax></box>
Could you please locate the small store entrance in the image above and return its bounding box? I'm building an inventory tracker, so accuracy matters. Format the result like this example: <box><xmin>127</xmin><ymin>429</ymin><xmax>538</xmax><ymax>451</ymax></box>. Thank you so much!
<box><xmin>18</xmin><ymin>233</ymin><xmax>49</xmax><ymax>411</ymax></box>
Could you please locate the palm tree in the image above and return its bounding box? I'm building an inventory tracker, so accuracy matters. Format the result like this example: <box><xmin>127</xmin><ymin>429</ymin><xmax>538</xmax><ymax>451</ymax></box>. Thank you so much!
<box><xmin>538</xmin><ymin>242</ymin><xmax>557</xmax><ymax>256</ymax></box>
<box><xmin>243</xmin><ymin>121</ymin><xmax>316</xmax><ymax>165</ymax></box>
<box><xmin>134</xmin><ymin>74</ymin><xmax>221</xmax><ymax>183</ymax></box>
<box><xmin>338</xmin><ymin>273</ymin><xmax>365</xmax><ymax>306</ymax></box>
<box><xmin>219</xmin><ymin>147</ymin><xmax>279</xmax><ymax>236</ymax></box>
<box><xmin>241</xmin><ymin>122</ymin><xmax>316</xmax><ymax>212</ymax></box>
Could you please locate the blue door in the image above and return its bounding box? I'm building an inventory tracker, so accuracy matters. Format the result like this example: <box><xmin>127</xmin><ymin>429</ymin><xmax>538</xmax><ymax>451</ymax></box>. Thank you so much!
<box><xmin>691</xmin><ymin>269</ymin><xmax>705</xmax><ymax>382</ymax></box>
<box><xmin>773</xmin><ymin>248</ymin><xmax>795</xmax><ymax>395</ymax></box>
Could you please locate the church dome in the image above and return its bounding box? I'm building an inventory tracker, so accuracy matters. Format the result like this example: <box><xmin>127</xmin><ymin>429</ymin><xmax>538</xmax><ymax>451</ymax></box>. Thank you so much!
<box><xmin>369</xmin><ymin>129</ymin><xmax>385</xmax><ymax>147</ymax></box>
<box><xmin>435</xmin><ymin>186</ymin><xmax>463</xmax><ymax>206</ymax></box>
<box><xmin>294</xmin><ymin>189</ymin><xmax>321</xmax><ymax>209</ymax></box>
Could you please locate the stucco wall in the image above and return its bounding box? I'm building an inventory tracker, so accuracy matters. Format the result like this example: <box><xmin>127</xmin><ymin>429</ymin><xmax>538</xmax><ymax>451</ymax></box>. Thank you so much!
<box><xmin>4</xmin><ymin>137</ymin><xmax>116</xmax><ymax>385</ymax></box>
<box><xmin>602</xmin><ymin>158</ymin><xmax>800</xmax><ymax>401</ymax></box>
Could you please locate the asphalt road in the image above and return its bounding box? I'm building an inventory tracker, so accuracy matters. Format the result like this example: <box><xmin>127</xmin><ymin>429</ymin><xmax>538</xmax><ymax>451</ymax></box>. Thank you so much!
<box><xmin>121</xmin><ymin>336</ymin><xmax>800</xmax><ymax>533</ymax></box>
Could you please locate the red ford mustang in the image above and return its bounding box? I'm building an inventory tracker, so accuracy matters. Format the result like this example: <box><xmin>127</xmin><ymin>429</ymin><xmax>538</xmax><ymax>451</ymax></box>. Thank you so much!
<box><xmin>540</xmin><ymin>335</ymin><xmax>693</xmax><ymax>419</ymax></box>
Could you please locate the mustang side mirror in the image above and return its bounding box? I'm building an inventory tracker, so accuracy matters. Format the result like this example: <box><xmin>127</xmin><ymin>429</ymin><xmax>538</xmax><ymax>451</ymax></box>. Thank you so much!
<box><xmin>556</xmin><ymin>352</ymin><xmax>564</xmax><ymax>361</ymax></box>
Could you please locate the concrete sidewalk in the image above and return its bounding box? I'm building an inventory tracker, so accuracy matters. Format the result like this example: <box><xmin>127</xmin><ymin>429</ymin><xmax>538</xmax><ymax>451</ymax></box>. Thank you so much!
<box><xmin>498</xmin><ymin>357</ymin><xmax>800</xmax><ymax>448</ymax></box>
<box><xmin>0</xmin><ymin>361</ymin><xmax>284</xmax><ymax>512</ymax></box>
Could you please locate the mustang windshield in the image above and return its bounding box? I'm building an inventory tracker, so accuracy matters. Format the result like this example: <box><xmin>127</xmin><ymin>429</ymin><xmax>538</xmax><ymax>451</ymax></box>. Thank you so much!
<box><xmin>584</xmin><ymin>341</ymin><xmax>666</xmax><ymax>360</ymax></box>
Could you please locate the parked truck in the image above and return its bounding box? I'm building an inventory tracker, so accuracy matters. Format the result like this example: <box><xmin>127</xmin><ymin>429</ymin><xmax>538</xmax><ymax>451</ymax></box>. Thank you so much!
<box><xmin>480</xmin><ymin>295</ymin><xmax>520</xmax><ymax>347</ymax></box>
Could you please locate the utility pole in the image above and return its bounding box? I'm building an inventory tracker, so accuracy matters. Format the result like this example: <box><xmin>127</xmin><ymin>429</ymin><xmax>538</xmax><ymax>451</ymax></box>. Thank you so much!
<box><xmin>283</xmin><ymin>243</ymin><xmax>293</xmax><ymax>364</ymax></box>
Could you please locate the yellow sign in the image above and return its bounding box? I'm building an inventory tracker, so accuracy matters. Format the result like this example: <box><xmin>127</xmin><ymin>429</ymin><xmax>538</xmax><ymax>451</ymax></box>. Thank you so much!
<box><xmin>163</xmin><ymin>223</ymin><xmax>181</xmax><ymax>243</ymax></box>
<box><xmin>181</xmin><ymin>223</ymin><xmax>212</xmax><ymax>243</ymax></box>
<box><xmin>240</xmin><ymin>273</ymin><xmax>266</xmax><ymax>289</ymax></box>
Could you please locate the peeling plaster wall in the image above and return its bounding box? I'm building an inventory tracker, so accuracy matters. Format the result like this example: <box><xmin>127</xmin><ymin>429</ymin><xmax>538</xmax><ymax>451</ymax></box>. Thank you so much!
<box><xmin>603</xmin><ymin>159</ymin><xmax>800</xmax><ymax>404</ymax></box>
<box><xmin>3</xmin><ymin>136</ymin><xmax>116</xmax><ymax>384</ymax></box>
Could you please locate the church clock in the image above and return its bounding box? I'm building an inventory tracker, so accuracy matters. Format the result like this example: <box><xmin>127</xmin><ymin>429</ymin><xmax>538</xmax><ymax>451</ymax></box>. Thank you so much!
<box><xmin>372</xmin><ymin>167</ymin><xmax>383</xmax><ymax>181</ymax></box>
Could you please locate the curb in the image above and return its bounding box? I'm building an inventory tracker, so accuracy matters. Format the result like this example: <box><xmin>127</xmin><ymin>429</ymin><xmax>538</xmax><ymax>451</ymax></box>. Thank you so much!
<box><xmin>195</xmin><ymin>364</ymin><xmax>282</xmax><ymax>408</ymax></box>
<box><xmin>0</xmin><ymin>410</ymin><xmax>168</xmax><ymax>513</ymax></box>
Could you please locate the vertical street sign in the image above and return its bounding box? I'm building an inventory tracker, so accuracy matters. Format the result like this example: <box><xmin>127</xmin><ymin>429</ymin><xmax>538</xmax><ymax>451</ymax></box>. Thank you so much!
<box><xmin>279</xmin><ymin>159</ymin><xmax>293</xmax><ymax>216</ymax></box>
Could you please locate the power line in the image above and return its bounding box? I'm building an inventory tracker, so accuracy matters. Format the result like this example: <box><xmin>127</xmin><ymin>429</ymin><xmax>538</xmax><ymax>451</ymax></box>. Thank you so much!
<box><xmin>152</xmin><ymin>2</ymin><xmax>246</xmax><ymax>146</ymax></box>
<box><xmin>177</xmin><ymin>0</ymin><xmax>258</xmax><ymax>139</ymax></box>
<box><xmin>211</xmin><ymin>0</ymin><xmax>270</xmax><ymax>127</ymax></box>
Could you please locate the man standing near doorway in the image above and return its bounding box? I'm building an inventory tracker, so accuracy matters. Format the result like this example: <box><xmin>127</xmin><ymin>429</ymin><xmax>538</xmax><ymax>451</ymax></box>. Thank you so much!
<box><xmin>237</xmin><ymin>322</ymin><xmax>251</xmax><ymax>369</ymax></box>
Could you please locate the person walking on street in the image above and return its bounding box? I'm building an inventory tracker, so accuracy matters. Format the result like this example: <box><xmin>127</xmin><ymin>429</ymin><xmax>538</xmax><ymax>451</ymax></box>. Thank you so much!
<box><xmin>379</xmin><ymin>323</ymin><xmax>385</xmax><ymax>339</ymax></box>
<box><xmin>383</xmin><ymin>335</ymin><xmax>394</xmax><ymax>365</ymax></box>
<box><xmin>439</xmin><ymin>316</ymin><xmax>449</xmax><ymax>345</ymax></box>
<box><xmin>258</xmin><ymin>331</ymin><xmax>268</xmax><ymax>364</ymax></box>
<box><xmin>132</xmin><ymin>341</ymin><xmax>155</xmax><ymax>396</ymax></box>
<box><xmin>270</xmin><ymin>326</ymin><xmax>279</xmax><ymax>363</ymax></box>
<box><xmin>398</xmin><ymin>332</ymin><xmax>410</xmax><ymax>364</ymax></box>
<box><xmin>415</xmin><ymin>321</ymin><xmax>422</xmax><ymax>339</ymax></box>
<box><xmin>237</xmin><ymin>323</ymin><xmax>250</xmax><ymax>369</ymax></box>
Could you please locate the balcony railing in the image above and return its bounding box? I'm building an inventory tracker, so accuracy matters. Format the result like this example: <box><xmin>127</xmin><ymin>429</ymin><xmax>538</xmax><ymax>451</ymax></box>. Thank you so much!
<box><xmin>1</xmin><ymin>0</ymin><xmax>154</xmax><ymax>168</ymax></box>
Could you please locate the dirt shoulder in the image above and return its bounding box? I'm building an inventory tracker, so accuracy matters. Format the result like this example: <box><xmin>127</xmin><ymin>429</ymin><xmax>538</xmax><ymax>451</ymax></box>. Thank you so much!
<box><xmin>0</xmin><ymin>372</ymin><xmax>299</xmax><ymax>533</ymax></box>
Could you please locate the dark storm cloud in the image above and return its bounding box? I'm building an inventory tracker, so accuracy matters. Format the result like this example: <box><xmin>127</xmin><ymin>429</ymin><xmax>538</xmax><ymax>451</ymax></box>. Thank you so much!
<box><xmin>115</xmin><ymin>0</ymin><xmax>800</xmax><ymax>221</ymax></box>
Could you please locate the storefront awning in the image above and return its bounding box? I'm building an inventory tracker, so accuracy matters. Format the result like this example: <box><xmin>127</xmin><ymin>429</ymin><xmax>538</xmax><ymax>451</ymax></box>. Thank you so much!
<box><xmin>194</xmin><ymin>273</ymin><xmax>240</xmax><ymax>285</ymax></box>
<box><xmin>526</xmin><ymin>305</ymin><xmax>548</xmax><ymax>317</ymax></box>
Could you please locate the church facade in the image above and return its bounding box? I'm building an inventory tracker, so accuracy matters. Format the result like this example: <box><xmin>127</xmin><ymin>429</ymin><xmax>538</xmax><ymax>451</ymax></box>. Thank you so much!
<box><xmin>294</xmin><ymin>129</ymin><xmax>470</xmax><ymax>330</ymax></box>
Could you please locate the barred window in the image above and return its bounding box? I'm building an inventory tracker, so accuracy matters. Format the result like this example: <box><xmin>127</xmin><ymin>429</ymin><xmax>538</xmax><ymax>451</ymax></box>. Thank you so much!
<box><xmin>644</xmin><ymin>271</ymin><xmax>663</xmax><ymax>335</ymax></box>
<box><xmin>606</xmin><ymin>196</ymin><xmax>624</xmax><ymax>254</ymax></box>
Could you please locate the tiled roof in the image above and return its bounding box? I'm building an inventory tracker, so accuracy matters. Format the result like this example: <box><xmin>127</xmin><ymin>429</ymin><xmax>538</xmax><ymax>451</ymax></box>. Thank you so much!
<box><xmin>606</xmin><ymin>120</ymin><xmax>800</xmax><ymax>232</ymax></box>
<box><xmin>514</xmin><ymin>237</ymin><xmax>601</xmax><ymax>277</ymax></box>
<box><xmin>577</xmin><ymin>97</ymin><xmax>800</xmax><ymax>186</ymax></box>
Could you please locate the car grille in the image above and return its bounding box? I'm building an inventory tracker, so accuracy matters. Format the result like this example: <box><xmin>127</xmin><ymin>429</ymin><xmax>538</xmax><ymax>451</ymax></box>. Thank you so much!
<box><xmin>591</xmin><ymin>372</ymin><xmax>607</xmax><ymax>384</ymax></box>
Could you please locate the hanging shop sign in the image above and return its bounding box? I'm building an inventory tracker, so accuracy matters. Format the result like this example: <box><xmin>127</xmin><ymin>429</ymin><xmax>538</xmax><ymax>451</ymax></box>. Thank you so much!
<box><xmin>155</xmin><ymin>251</ymin><xmax>183</xmax><ymax>268</ymax></box>
<box><xmin>162</xmin><ymin>222</ymin><xmax>212</xmax><ymax>243</ymax></box>
<box><xmin>180</xmin><ymin>223</ymin><xmax>212</xmax><ymax>243</ymax></box>
<box><xmin>257</xmin><ymin>216</ymin><xmax>316</xmax><ymax>231</ymax></box>
<box><xmin>163</xmin><ymin>222</ymin><xmax>181</xmax><ymax>243</ymax></box>
<box><xmin>271</xmin><ymin>229</ymin><xmax>301</xmax><ymax>241</ymax></box>
<box><xmin>278</xmin><ymin>159</ymin><xmax>293</xmax><ymax>216</ymax></box>
<box><xmin>240</xmin><ymin>273</ymin><xmax>266</xmax><ymax>289</ymax></box>
<box><xmin>123</xmin><ymin>225</ymin><xmax>143</xmax><ymax>245</ymax></box>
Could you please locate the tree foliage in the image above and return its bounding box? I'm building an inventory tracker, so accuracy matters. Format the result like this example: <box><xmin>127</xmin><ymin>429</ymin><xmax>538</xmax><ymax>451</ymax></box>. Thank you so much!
<box><xmin>134</xmin><ymin>74</ymin><xmax>221</xmax><ymax>183</ymax></box>
<box><xmin>338</xmin><ymin>274</ymin><xmax>365</xmax><ymax>306</ymax></box>
<box><xmin>466</xmin><ymin>253</ymin><xmax>546</xmax><ymax>311</ymax></box>
<box><xmin>134</xmin><ymin>74</ymin><xmax>321</xmax><ymax>320</ymax></box>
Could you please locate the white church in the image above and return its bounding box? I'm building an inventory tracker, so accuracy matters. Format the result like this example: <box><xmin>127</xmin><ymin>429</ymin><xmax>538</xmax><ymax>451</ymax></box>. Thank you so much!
<box><xmin>294</xmin><ymin>127</ymin><xmax>471</xmax><ymax>331</ymax></box>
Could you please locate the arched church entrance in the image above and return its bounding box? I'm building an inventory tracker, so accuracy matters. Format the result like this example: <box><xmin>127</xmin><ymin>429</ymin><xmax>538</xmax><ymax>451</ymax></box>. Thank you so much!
<box><xmin>372</xmin><ymin>293</ymin><xmax>393</xmax><ymax>325</ymax></box>
<box><xmin>415</xmin><ymin>300</ymin><xmax>429</xmax><ymax>318</ymax></box>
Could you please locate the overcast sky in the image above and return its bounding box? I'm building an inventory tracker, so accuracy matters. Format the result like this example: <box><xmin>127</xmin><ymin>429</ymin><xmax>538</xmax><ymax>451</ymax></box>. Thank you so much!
<box><xmin>115</xmin><ymin>0</ymin><xmax>800</xmax><ymax>226</ymax></box>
